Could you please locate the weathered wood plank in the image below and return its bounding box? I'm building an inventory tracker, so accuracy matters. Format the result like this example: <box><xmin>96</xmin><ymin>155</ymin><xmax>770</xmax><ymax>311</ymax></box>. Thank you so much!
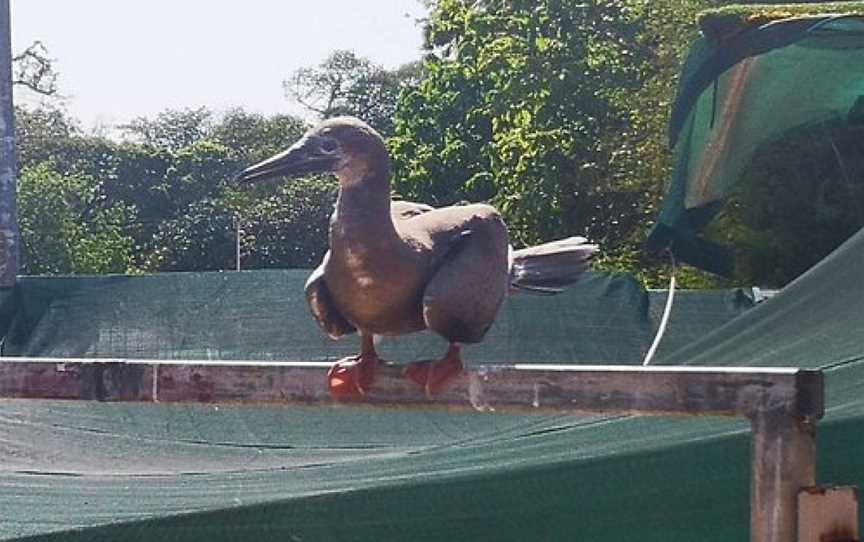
<box><xmin>0</xmin><ymin>357</ymin><xmax>824</xmax><ymax>419</ymax></box>
<box><xmin>752</xmin><ymin>411</ymin><xmax>817</xmax><ymax>542</ymax></box>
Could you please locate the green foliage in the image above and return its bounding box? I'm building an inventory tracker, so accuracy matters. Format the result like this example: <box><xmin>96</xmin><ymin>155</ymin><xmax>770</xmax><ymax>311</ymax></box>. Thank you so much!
<box><xmin>208</xmin><ymin>108</ymin><xmax>307</xmax><ymax>163</ymax></box>
<box><xmin>386</xmin><ymin>0</ymin><xmax>744</xmax><ymax>288</ymax></box>
<box><xmin>286</xmin><ymin>50</ymin><xmax>421</xmax><ymax>137</ymax></box>
<box><xmin>14</xmin><ymin>104</ymin><xmax>331</xmax><ymax>275</ymax></box>
<box><xmin>236</xmin><ymin>179</ymin><xmax>336</xmax><ymax>269</ymax></box>
<box><xmin>15</xmin><ymin>104</ymin><xmax>78</xmax><ymax>168</ymax></box>
<box><xmin>12</xmin><ymin>4</ymin><xmax>758</xmax><ymax>283</ymax></box>
<box><xmin>23</xmin><ymin>1</ymin><xmax>856</xmax><ymax>287</ymax></box>
<box><xmin>145</xmin><ymin>178</ymin><xmax>336</xmax><ymax>272</ymax></box>
<box><xmin>608</xmin><ymin>0</ymin><xmax>729</xmax><ymax>288</ymax></box>
<box><xmin>708</xmin><ymin>122</ymin><xmax>864</xmax><ymax>287</ymax></box>
<box><xmin>18</xmin><ymin>163</ymin><xmax>136</xmax><ymax>275</ymax></box>
<box><xmin>143</xmin><ymin>197</ymin><xmax>236</xmax><ymax>272</ymax></box>
<box><xmin>392</xmin><ymin>0</ymin><xmax>650</xmax><ymax>248</ymax></box>
<box><xmin>121</xmin><ymin>107</ymin><xmax>213</xmax><ymax>151</ymax></box>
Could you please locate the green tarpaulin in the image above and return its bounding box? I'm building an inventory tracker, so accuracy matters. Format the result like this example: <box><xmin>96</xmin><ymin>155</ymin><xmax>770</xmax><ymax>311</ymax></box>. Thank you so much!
<box><xmin>646</xmin><ymin>13</ymin><xmax>864</xmax><ymax>274</ymax></box>
<box><xmin>0</xmin><ymin>270</ymin><xmax>751</xmax><ymax>366</ymax></box>
<box><xmin>0</xmin><ymin>223</ymin><xmax>863</xmax><ymax>541</ymax></box>
<box><xmin>0</xmin><ymin>268</ymin><xmax>758</xmax><ymax>541</ymax></box>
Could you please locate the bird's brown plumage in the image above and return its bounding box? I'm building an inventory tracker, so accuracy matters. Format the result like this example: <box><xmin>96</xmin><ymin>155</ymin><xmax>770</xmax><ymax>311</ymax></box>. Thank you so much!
<box><xmin>312</xmin><ymin>200</ymin><xmax>510</xmax><ymax>342</ymax></box>
<box><xmin>238</xmin><ymin>116</ymin><xmax>596</xmax><ymax>395</ymax></box>
<box><xmin>266</xmin><ymin>117</ymin><xmax>508</xmax><ymax>344</ymax></box>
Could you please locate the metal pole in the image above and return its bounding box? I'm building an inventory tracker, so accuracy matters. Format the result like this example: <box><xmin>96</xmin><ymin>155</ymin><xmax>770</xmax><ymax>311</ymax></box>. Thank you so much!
<box><xmin>750</xmin><ymin>410</ymin><xmax>817</xmax><ymax>542</ymax></box>
<box><xmin>234</xmin><ymin>214</ymin><xmax>241</xmax><ymax>271</ymax></box>
<box><xmin>0</xmin><ymin>0</ymin><xmax>18</xmax><ymax>287</ymax></box>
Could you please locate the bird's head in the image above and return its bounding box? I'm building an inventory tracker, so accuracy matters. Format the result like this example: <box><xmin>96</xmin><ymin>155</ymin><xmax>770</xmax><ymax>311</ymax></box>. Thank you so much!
<box><xmin>236</xmin><ymin>116</ymin><xmax>389</xmax><ymax>187</ymax></box>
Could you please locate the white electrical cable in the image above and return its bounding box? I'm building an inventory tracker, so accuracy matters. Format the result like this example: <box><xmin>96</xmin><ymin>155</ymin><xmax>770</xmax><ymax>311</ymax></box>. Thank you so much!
<box><xmin>152</xmin><ymin>363</ymin><xmax>159</xmax><ymax>402</ymax></box>
<box><xmin>642</xmin><ymin>253</ymin><xmax>677</xmax><ymax>366</ymax></box>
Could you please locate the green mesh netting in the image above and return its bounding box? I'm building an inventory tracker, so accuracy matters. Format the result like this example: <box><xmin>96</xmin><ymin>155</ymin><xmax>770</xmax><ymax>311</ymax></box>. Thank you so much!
<box><xmin>0</xmin><ymin>270</ymin><xmax>750</xmax><ymax>366</ymax></box>
<box><xmin>1</xmin><ymin>230</ymin><xmax>864</xmax><ymax>542</ymax></box>
<box><xmin>0</xmin><ymin>267</ymin><xmax>765</xmax><ymax>541</ymax></box>
<box><xmin>647</xmin><ymin>14</ymin><xmax>864</xmax><ymax>274</ymax></box>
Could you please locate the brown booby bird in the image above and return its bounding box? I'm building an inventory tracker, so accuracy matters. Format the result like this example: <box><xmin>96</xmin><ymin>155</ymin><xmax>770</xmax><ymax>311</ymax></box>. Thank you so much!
<box><xmin>237</xmin><ymin>117</ymin><xmax>597</xmax><ymax>397</ymax></box>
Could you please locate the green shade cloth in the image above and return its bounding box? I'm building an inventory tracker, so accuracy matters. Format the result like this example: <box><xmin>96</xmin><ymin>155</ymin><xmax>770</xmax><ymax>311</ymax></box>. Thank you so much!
<box><xmin>1</xmin><ymin>223</ymin><xmax>863</xmax><ymax>542</ymax></box>
<box><xmin>0</xmin><ymin>266</ymin><xmax>763</xmax><ymax>541</ymax></box>
<box><xmin>647</xmin><ymin>14</ymin><xmax>864</xmax><ymax>274</ymax></box>
<box><xmin>0</xmin><ymin>270</ymin><xmax>748</xmax><ymax>366</ymax></box>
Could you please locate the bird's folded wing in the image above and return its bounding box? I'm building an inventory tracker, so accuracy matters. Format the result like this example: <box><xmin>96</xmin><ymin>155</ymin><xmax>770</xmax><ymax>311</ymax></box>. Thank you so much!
<box><xmin>391</xmin><ymin>200</ymin><xmax>435</xmax><ymax>220</ymax></box>
<box><xmin>304</xmin><ymin>256</ymin><xmax>357</xmax><ymax>339</ymax></box>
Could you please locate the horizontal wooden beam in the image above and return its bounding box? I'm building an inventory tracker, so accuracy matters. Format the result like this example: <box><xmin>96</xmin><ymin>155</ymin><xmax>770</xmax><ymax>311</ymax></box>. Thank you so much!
<box><xmin>0</xmin><ymin>356</ymin><xmax>830</xmax><ymax>541</ymax></box>
<box><xmin>0</xmin><ymin>357</ymin><xmax>823</xmax><ymax>420</ymax></box>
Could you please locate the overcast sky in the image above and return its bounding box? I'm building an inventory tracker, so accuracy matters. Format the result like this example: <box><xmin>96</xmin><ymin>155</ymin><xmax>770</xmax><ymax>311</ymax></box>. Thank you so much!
<box><xmin>10</xmin><ymin>0</ymin><xmax>427</xmax><ymax>130</ymax></box>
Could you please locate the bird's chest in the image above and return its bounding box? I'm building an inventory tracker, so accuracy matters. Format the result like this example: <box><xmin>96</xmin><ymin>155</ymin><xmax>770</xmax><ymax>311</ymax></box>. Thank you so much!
<box><xmin>324</xmin><ymin>237</ymin><xmax>426</xmax><ymax>333</ymax></box>
<box><xmin>331</xmin><ymin>244</ymin><xmax>388</xmax><ymax>292</ymax></box>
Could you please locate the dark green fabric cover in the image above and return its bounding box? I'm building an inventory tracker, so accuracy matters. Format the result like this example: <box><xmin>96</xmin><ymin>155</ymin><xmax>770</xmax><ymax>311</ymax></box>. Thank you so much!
<box><xmin>647</xmin><ymin>14</ymin><xmax>864</xmax><ymax>274</ymax></box>
<box><xmin>0</xmin><ymin>270</ymin><xmax>740</xmax><ymax>366</ymax></box>
<box><xmin>0</xmin><ymin>267</ymin><xmax>763</xmax><ymax>541</ymax></box>
<box><xmin>1</xmin><ymin>223</ymin><xmax>863</xmax><ymax>542</ymax></box>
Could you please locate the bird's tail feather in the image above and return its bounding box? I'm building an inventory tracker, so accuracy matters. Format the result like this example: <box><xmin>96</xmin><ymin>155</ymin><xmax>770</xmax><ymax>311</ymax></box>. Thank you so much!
<box><xmin>509</xmin><ymin>237</ymin><xmax>598</xmax><ymax>295</ymax></box>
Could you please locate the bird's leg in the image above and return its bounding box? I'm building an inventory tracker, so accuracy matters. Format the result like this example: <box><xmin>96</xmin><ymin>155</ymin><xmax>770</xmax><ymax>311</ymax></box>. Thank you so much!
<box><xmin>327</xmin><ymin>333</ymin><xmax>380</xmax><ymax>397</ymax></box>
<box><xmin>403</xmin><ymin>343</ymin><xmax>464</xmax><ymax>395</ymax></box>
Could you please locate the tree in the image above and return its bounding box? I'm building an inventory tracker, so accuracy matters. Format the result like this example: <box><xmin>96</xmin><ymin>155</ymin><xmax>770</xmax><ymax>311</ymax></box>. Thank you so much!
<box><xmin>14</xmin><ymin>103</ymin><xmax>333</xmax><ymax>274</ymax></box>
<box><xmin>14</xmin><ymin>104</ymin><xmax>78</xmax><ymax>168</ymax></box>
<box><xmin>238</xmin><ymin>178</ymin><xmax>336</xmax><ymax>269</ymax></box>
<box><xmin>120</xmin><ymin>107</ymin><xmax>213</xmax><ymax>151</ymax></box>
<box><xmin>709</xmin><ymin>120</ymin><xmax>864</xmax><ymax>287</ymax></box>
<box><xmin>4</xmin><ymin>36</ymin><xmax>60</xmax><ymax>285</ymax></box>
<box><xmin>95</xmin><ymin>139</ymin><xmax>239</xmax><ymax>270</ymax></box>
<box><xmin>590</xmin><ymin>0</ymin><xmax>727</xmax><ymax>286</ymax></box>
<box><xmin>121</xmin><ymin>107</ymin><xmax>331</xmax><ymax>272</ymax></box>
<box><xmin>145</xmin><ymin>177</ymin><xmax>336</xmax><ymax>272</ymax></box>
<box><xmin>208</xmin><ymin>107</ymin><xmax>307</xmax><ymax>164</ymax></box>
<box><xmin>286</xmin><ymin>50</ymin><xmax>420</xmax><ymax>136</ymax></box>
<box><xmin>13</xmin><ymin>41</ymin><xmax>58</xmax><ymax>96</ymax></box>
<box><xmin>391</xmin><ymin>0</ymin><xmax>647</xmax><ymax>247</ymax></box>
<box><xmin>387</xmin><ymin>0</ymin><xmax>738</xmax><ymax>287</ymax></box>
<box><xmin>18</xmin><ymin>163</ymin><xmax>136</xmax><ymax>274</ymax></box>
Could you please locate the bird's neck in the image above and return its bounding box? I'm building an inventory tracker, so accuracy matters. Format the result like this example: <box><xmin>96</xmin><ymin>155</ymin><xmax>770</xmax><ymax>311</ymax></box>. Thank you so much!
<box><xmin>335</xmin><ymin>180</ymin><xmax>390</xmax><ymax>218</ymax></box>
<box><xmin>331</xmin><ymin>167</ymin><xmax>397</xmax><ymax>246</ymax></box>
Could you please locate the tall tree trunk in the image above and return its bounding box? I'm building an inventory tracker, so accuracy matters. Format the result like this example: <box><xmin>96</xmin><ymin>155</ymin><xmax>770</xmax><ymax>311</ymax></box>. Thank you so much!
<box><xmin>0</xmin><ymin>0</ymin><xmax>18</xmax><ymax>287</ymax></box>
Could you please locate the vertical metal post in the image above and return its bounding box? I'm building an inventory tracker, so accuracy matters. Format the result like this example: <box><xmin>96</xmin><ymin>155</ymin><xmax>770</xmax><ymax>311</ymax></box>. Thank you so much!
<box><xmin>234</xmin><ymin>214</ymin><xmax>241</xmax><ymax>271</ymax></box>
<box><xmin>751</xmin><ymin>410</ymin><xmax>817</xmax><ymax>542</ymax></box>
<box><xmin>0</xmin><ymin>0</ymin><xmax>18</xmax><ymax>287</ymax></box>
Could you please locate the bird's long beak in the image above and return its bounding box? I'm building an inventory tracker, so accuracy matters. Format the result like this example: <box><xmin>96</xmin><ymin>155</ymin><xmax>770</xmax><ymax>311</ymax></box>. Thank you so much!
<box><xmin>236</xmin><ymin>137</ymin><xmax>339</xmax><ymax>184</ymax></box>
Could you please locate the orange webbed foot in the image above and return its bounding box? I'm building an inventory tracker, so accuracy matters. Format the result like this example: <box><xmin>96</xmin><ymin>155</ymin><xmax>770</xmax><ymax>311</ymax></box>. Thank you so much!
<box><xmin>404</xmin><ymin>344</ymin><xmax>464</xmax><ymax>395</ymax></box>
<box><xmin>327</xmin><ymin>352</ymin><xmax>379</xmax><ymax>398</ymax></box>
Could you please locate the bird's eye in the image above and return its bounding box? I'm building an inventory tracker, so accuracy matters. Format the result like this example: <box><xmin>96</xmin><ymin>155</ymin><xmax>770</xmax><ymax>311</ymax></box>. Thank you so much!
<box><xmin>320</xmin><ymin>138</ymin><xmax>339</xmax><ymax>153</ymax></box>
